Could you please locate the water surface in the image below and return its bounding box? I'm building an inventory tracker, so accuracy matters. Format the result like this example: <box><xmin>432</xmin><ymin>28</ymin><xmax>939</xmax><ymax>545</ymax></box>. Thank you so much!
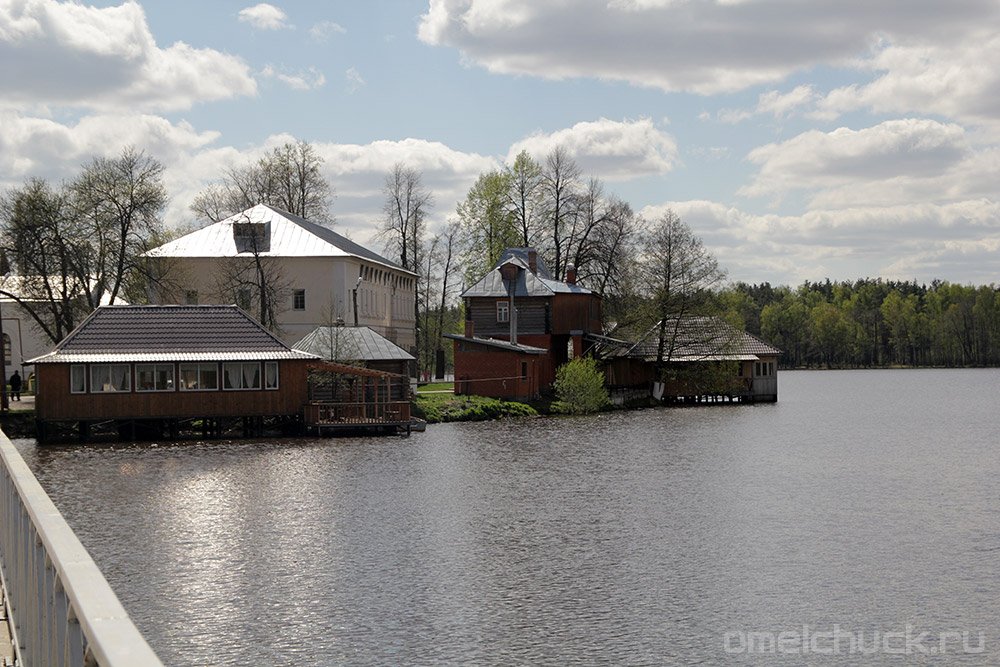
<box><xmin>15</xmin><ymin>369</ymin><xmax>1000</xmax><ymax>664</ymax></box>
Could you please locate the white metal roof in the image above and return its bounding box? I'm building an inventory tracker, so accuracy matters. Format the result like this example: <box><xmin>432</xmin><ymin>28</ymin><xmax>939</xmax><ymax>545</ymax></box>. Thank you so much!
<box><xmin>144</xmin><ymin>204</ymin><xmax>413</xmax><ymax>274</ymax></box>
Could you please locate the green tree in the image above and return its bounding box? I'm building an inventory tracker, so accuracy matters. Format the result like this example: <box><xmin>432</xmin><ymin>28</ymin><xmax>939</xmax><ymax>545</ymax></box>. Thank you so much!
<box><xmin>456</xmin><ymin>169</ymin><xmax>520</xmax><ymax>281</ymax></box>
<box><xmin>552</xmin><ymin>357</ymin><xmax>610</xmax><ymax>414</ymax></box>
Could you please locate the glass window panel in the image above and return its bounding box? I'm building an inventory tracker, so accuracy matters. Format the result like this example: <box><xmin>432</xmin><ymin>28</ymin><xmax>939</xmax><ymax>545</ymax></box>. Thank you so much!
<box><xmin>71</xmin><ymin>365</ymin><xmax>86</xmax><ymax>393</ymax></box>
<box><xmin>200</xmin><ymin>366</ymin><xmax>218</xmax><ymax>390</ymax></box>
<box><xmin>265</xmin><ymin>362</ymin><xmax>278</xmax><ymax>389</ymax></box>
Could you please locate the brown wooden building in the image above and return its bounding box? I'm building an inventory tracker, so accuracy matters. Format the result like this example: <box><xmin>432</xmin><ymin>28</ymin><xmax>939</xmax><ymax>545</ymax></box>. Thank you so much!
<box><xmin>593</xmin><ymin>316</ymin><xmax>782</xmax><ymax>403</ymax></box>
<box><xmin>449</xmin><ymin>248</ymin><xmax>602</xmax><ymax>399</ymax></box>
<box><xmin>29</xmin><ymin>305</ymin><xmax>320</xmax><ymax>441</ymax></box>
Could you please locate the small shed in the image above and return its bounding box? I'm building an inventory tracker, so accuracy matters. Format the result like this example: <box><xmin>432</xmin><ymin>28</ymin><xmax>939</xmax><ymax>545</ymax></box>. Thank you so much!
<box><xmin>28</xmin><ymin>305</ymin><xmax>319</xmax><ymax>441</ymax></box>
<box><xmin>293</xmin><ymin>325</ymin><xmax>415</xmax><ymax>377</ymax></box>
<box><xmin>445</xmin><ymin>334</ymin><xmax>546</xmax><ymax>400</ymax></box>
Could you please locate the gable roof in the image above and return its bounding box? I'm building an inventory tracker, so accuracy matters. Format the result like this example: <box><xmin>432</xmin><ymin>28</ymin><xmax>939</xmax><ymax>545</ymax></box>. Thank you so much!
<box><xmin>595</xmin><ymin>316</ymin><xmax>782</xmax><ymax>362</ymax></box>
<box><xmin>144</xmin><ymin>204</ymin><xmax>414</xmax><ymax>275</ymax></box>
<box><xmin>292</xmin><ymin>326</ymin><xmax>415</xmax><ymax>362</ymax></box>
<box><xmin>28</xmin><ymin>305</ymin><xmax>318</xmax><ymax>364</ymax></box>
<box><xmin>462</xmin><ymin>248</ymin><xmax>594</xmax><ymax>298</ymax></box>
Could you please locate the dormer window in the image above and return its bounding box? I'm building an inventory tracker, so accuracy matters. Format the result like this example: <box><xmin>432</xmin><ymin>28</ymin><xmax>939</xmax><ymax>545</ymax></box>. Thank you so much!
<box><xmin>233</xmin><ymin>221</ymin><xmax>270</xmax><ymax>253</ymax></box>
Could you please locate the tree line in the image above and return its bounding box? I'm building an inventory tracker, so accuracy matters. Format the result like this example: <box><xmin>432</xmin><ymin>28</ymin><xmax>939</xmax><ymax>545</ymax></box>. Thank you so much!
<box><xmin>714</xmin><ymin>279</ymin><xmax>1000</xmax><ymax>368</ymax></box>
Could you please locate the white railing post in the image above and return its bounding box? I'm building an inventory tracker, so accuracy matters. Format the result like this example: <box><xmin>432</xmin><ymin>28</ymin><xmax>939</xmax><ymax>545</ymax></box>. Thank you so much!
<box><xmin>0</xmin><ymin>431</ymin><xmax>163</xmax><ymax>666</ymax></box>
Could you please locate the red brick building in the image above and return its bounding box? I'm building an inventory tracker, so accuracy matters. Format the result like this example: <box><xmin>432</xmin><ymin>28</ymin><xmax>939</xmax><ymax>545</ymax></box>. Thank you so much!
<box><xmin>448</xmin><ymin>248</ymin><xmax>602</xmax><ymax>400</ymax></box>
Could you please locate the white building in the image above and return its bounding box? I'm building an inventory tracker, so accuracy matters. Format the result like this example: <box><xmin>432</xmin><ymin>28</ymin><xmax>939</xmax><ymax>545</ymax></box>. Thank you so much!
<box><xmin>1</xmin><ymin>297</ymin><xmax>53</xmax><ymax>388</ymax></box>
<box><xmin>144</xmin><ymin>205</ymin><xmax>417</xmax><ymax>350</ymax></box>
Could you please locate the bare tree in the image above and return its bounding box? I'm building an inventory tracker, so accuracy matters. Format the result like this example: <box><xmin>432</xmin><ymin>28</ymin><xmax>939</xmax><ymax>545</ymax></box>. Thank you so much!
<box><xmin>191</xmin><ymin>140</ymin><xmax>333</xmax><ymax>223</ymax></box>
<box><xmin>434</xmin><ymin>222</ymin><xmax>461</xmax><ymax>378</ymax></box>
<box><xmin>539</xmin><ymin>146</ymin><xmax>582</xmax><ymax>280</ymax></box>
<box><xmin>212</xmin><ymin>213</ymin><xmax>289</xmax><ymax>332</ymax></box>
<box><xmin>0</xmin><ymin>179</ymin><xmax>86</xmax><ymax>342</ymax></box>
<box><xmin>380</xmin><ymin>163</ymin><xmax>432</xmax><ymax>357</ymax></box>
<box><xmin>640</xmin><ymin>210</ymin><xmax>726</xmax><ymax>368</ymax></box>
<box><xmin>70</xmin><ymin>146</ymin><xmax>168</xmax><ymax>308</ymax></box>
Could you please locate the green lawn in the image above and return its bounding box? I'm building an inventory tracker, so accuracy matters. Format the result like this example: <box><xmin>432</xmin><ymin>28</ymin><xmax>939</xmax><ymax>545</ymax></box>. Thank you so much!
<box><xmin>416</xmin><ymin>381</ymin><xmax>454</xmax><ymax>393</ymax></box>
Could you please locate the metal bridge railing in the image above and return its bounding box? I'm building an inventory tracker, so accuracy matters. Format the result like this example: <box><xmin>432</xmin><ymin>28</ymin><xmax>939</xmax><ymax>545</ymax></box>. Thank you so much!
<box><xmin>0</xmin><ymin>432</ymin><xmax>163</xmax><ymax>667</ymax></box>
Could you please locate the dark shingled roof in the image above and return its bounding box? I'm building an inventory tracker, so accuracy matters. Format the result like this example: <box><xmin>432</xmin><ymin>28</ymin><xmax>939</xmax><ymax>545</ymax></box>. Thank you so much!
<box><xmin>293</xmin><ymin>326</ymin><xmax>415</xmax><ymax>362</ymax></box>
<box><xmin>462</xmin><ymin>248</ymin><xmax>594</xmax><ymax>298</ymax></box>
<box><xmin>597</xmin><ymin>316</ymin><xmax>782</xmax><ymax>362</ymax></box>
<box><xmin>29</xmin><ymin>305</ymin><xmax>318</xmax><ymax>363</ymax></box>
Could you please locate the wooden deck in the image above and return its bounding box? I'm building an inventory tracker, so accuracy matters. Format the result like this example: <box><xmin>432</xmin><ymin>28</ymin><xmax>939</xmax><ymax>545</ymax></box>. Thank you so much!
<box><xmin>303</xmin><ymin>401</ymin><xmax>413</xmax><ymax>436</ymax></box>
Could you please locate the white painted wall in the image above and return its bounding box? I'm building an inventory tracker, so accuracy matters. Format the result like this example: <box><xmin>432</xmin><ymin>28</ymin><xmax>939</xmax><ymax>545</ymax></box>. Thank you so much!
<box><xmin>153</xmin><ymin>256</ymin><xmax>416</xmax><ymax>350</ymax></box>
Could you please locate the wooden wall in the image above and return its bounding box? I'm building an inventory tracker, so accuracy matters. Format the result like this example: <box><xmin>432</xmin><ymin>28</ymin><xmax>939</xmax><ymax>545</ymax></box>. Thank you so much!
<box><xmin>35</xmin><ymin>360</ymin><xmax>312</xmax><ymax>421</ymax></box>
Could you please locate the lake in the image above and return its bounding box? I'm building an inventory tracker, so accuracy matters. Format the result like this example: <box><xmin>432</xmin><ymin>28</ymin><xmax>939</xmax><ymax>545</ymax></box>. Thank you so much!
<box><xmin>13</xmin><ymin>369</ymin><xmax>1000</xmax><ymax>665</ymax></box>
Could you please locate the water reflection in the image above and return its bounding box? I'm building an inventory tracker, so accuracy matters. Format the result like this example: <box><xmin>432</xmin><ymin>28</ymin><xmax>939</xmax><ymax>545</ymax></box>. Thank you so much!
<box><xmin>14</xmin><ymin>369</ymin><xmax>1000</xmax><ymax>665</ymax></box>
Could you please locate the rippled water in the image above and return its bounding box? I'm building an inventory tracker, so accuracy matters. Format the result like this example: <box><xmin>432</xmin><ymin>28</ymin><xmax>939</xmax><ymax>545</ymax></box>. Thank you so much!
<box><xmin>13</xmin><ymin>369</ymin><xmax>1000</xmax><ymax>665</ymax></box>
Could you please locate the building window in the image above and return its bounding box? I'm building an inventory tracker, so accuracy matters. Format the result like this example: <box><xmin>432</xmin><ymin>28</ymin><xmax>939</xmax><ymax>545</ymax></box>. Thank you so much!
<box><xmin>496</xmin><ymin>300</ymin><xmax>509</xmax><ymax>323</ymax></box>
<box><xmin>136</xmin><ymin>364</ymin><xmax>175</xmax><ymax>392</ymax></box>
<box><xmin>70</xmin><ymin>365</ymin><xmax>86</xmax><ymax>394</ymax></box>
<box><xmin>179</xmin><ymin>363</ymin><xmax>218</xmax><ymax>391</ymax></box>
<box><xmin>264</xmin><ymin>362</ymin><xmax>279</xmax><ymax>390</ymax></box>
<box><xmin>184</xmin><ymin>290</ymin><xmax>198</xmax><ymax>305</ymax></box>
<box><xmin>223</xmin><ymin>362</ymin><xmax>261</xmax><ymax>390</ymax></box>
<box><xmin>2</xmin><ymin>333</ymin><xmax>9</xmax><ymax>363</ymax></box>
<box><xmin>90</xmin><ymin>364</ymin><xmax>130</xmax><ymax>393</ymax></box>
<box><xmin>521</xmin><ymin>361</ymin><xmax>528</xmax><ymax>379</ymax></box>
<box><xmin>293</xmin><ymin>289</ymin><xmax>306</xmax><ymax>311</ymax></box>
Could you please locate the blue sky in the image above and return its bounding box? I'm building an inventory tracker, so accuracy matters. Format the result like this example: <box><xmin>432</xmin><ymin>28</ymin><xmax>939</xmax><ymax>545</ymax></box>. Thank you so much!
<box><xmin>3</xmin><ymin>0</ymin><xmax>1000</xmax><ymax>286</ymax></box>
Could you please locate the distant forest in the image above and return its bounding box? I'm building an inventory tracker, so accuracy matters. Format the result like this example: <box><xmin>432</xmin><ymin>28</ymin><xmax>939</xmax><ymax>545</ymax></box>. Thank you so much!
<box><xmin>712</xmin><ymin>279</ymin><xmax>1000</xmax><ymax>369</ymax></box>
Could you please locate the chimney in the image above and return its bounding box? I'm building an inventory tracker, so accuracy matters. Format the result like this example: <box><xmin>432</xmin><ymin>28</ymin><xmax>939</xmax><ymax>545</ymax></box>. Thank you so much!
<box><xmin>527</xmin><ymin>249</ymin><xmax>538</xmax><ymax>274</ymax></box>
<box><xmin>566</xmin><ymin>264</ymin><xmax>577</xmax><ymax>285</ymax></box>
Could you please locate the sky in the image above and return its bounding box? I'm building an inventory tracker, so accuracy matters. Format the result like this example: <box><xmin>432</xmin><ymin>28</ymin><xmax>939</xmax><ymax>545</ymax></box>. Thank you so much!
<box><xmin>2</xmin><ymin>0</ymin><xmax>1000</xmax><ymax>287</ymax></box>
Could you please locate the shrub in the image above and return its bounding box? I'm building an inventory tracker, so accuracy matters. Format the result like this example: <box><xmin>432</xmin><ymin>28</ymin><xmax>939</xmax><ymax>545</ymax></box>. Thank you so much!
<box><xmin>552</xmin><ymin>357</ymin><xmax>609</xmax><ymax>414</ymax></box>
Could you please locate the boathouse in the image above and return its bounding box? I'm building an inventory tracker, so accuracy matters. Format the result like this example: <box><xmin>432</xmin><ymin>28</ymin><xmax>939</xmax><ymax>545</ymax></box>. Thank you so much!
<box><xmin>595</xmin><ymin>316</ymin><xmax>782</xmax><ymax>403</ymax></box>
<box><xmin>29</xmin><ymin>305</ymin><xmax>319</xmax><ymax>441</ymax></box>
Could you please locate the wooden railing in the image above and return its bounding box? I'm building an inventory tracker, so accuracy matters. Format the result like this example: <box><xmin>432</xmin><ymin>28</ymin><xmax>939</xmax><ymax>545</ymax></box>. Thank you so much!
<box><xmin>304</xmin><ymin>401</ymin><xmax>411</xmax><ymax>426</ymax></box>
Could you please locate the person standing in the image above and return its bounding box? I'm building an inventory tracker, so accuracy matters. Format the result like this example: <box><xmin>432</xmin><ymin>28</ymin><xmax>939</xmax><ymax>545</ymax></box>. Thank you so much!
<box><xmin>9</xmin><ymin>370</ymin><xmax>21</xmax><ymax>401</ymax></box>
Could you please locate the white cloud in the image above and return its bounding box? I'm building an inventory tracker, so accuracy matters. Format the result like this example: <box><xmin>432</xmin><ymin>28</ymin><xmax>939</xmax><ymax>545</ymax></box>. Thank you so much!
<box><xmin>815</xmin><ymin>31</ymin><xmax>1000</xmax><ymax>129</ymax></box>
<box><xmin>237</xmin><ymin>3</ymin><xmax>290</xmax><ymax>30</ymax></box>
<box><xmin>0</xmin><ymin>0</ymin><xmax>256</xmax><ymax>112</ymax></box>
<box><xmin>0</xmin><ymin>111</ymin><xmax>218</xmax><ymax>184</ymax></box>
<box><xmin>507</xmin><ymin>118</ymin><xmax>678</xmax><ymax>180</ymax></box>
<box><xmin>641</xmin><ymin>198</ymin><xmax>1000</xmax><ymax>285</ymax></box>
<box><xmin>261</xmin><ymin>65</ymin><xmax>325</xmax><ymax>91</ymax></box>
<box><xmin>309</xmin><ymin>20</ymin><xmax>346</xmax><ymax>41</ymax></box>
<box><xmin>345</xmin><ymin>67</ymin><xmax>366</xmax><ymax>93</ymax></box>
<box><xmin>418</xmin><ymin>0</ymin><xmax>1000</xmax><ymax>95</ymax></box>
<box><xmin>739</xmin><ymin>119</ymin><xmax>971</xmax><ymax>201</ymax></box>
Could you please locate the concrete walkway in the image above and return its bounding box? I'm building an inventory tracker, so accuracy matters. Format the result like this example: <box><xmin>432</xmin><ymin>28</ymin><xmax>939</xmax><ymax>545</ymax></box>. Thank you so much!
<box><xmin>4</xmin><ymin>395</ymin><xmax>33</xmax><ymax>413</ymax></box>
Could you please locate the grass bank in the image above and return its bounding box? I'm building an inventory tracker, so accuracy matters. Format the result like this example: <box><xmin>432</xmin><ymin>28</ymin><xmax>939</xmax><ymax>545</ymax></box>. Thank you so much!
<box><xmin>413</xmin><ymin>392</ymin><xmax>538</xmax><ymax>424</ymax></box>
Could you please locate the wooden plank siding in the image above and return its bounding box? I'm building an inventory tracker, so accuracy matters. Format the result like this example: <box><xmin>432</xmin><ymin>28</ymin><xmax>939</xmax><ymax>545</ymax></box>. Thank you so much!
<box><xmin>35</xmin><ymin>360</ymin><xmax>312</xmax><ymax>421</ymax></box>
<box><xmin>468</xmin><ymin>294</ymin><xmax>601</xmax><ymax>338</ymax></box>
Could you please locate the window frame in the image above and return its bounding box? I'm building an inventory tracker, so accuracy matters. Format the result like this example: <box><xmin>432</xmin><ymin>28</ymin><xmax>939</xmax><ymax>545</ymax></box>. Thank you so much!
<box><xmin>222</xmin><ymin>362</ymin><xmax>262</xmax><ymax>391</ymax></box>
<box><xmin>70</xmin><ymin>364</ymin><xmax>86</xmax><ymax>394</ymax></box>
<box><xmin>264</xmin><ymin>361</ymin><xmax>279</xmax><ymax>390</ymax></box>
<box><xmin>178</xmin><ymin>363</ymin><xmax>219</xmax><ymax>392</ymax></box>
<box><xmin>90</xmin><ymin>363</ymin><xmax>131</xmax><ymax>393</ymax></box>
<box><xmin>136</xmin><ymin>363</ymin><xmax>176</xmax><ymax>393</ymax></box>
<box><xmin>496</xmin><ymin>300</ymin><xmax>510</xmax><ymax>323</ymax></box>
<box><xmin>293</xmin><ymin>289</ymin><xmax>306</xmax><ymax>311</ymax></box>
